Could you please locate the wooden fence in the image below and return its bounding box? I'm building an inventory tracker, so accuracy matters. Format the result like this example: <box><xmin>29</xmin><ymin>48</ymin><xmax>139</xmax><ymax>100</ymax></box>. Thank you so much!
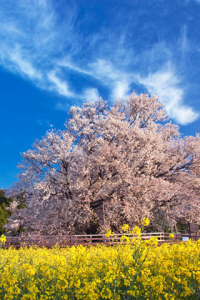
<box><xmin>2</xmin><ymin>232</ymin><xmax>199</xmax><ymax>249</ymax></box>
<box><xmin>175</xmin><ymin>233</ymin><xmax>200</xmax><ymax>242</ymax></box>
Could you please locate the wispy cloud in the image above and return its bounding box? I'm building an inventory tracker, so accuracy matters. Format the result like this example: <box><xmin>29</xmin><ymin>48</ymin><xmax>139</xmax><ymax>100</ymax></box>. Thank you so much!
<box><xmin>55</xmin><ymin>102</ymin><xmax>71</xmax><ymax>112</ymax></box>
<box><xmin>59</xmin><ymin>58</ymin><xmax>131</xmax><ymax>101</ymax></box>
<box><xmin>5</xmin><ymin>46</ymin><xmax>42</xmax><ymax>80</ymax></box>
<box><xmin>0</xmin><ymin>0</ymin><xmax>199</xmax><ymax>125</ymax></box>
<box><xmin>89</xmin><ymin>59</ymin><xmax>119</xmax><ymax>81</ymax></box>
<box><xmin>58</xmin><ymin>60</ymin><xmax>93</xmax><ymax>77</ymax></box>
<box><xmin>36</xmin><ymin>119</ymin><xmax>52</xmax><ymax>128</ymax></box>
<box><xmin>179</xmin><ymin>25</ymin><xmax>190</xmax><ymax>55</ymax></box>
<box><xmin>138</xmin><ymin>68</ymin><xmax>199</xmax><ymax>125</ymax></box>
<box><xmin>48</xmin><ymin>71</ymin><xmax>74</xmax><ymax>97</ymax></box>
<box><xmin>0</xmin><ymin>0</ymin><xmax>77</xmax><ymax>97</ymax></box>
<box><xmin>111</xmin><ymin>81</ymin><xmax>130</xmax><ymax>100</ymax></box>
<box><xmin>82</xmin><ymin>88</ymin><xmax>100</xmax><ymax>102</ymax></box>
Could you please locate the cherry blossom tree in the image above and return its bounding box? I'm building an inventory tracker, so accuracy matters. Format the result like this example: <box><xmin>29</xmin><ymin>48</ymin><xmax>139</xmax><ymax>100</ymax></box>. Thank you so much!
<box><xmin>6</xmin><ymin>93</ymin><xmax>200</xmax><ymax>235</ymax></box>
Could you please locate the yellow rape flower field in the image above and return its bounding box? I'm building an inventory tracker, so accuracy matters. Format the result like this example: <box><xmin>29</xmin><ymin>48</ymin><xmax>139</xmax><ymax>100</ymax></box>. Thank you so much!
<box><xmin>0</xmin><ymin>231</ymin><xmax>200</xmax><ymax>299</ymax></box>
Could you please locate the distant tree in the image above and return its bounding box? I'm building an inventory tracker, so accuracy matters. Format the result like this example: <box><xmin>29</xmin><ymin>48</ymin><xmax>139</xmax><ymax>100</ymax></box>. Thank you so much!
<box><xmin>0</xmin><ymin>189</ymin><xmax>12</xmax><ymax>234</ymax></box>
<box><xmin>6</xmin><ymin>93</ymin><xmax>200</xmax><ymax>235</ymax></box>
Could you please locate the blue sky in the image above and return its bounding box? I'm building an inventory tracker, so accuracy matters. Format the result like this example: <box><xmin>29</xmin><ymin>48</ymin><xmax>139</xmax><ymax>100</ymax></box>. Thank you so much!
<box><xmin>1</xmin><ymin>0</ymin><xmax>200</xmax><ymax>188</ymax></box>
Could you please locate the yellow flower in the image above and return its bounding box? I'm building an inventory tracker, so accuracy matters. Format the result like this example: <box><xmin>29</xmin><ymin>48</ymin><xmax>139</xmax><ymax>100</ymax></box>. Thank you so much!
<box><xmin>105</xmin><ymin>230</ymin><xmax>112</xmax><ymax>238</ymax></box>
<box><xmin>120</xmin><ymin>235</ymin><xmax>130</xmax><ymax>242</ymax></box>
<box><xmin>146</xmin><ymin>237</ymin><xmax>158</xmax><ymax>246</ymax></box>
<box><xmin>121</xmin><ymin>224</ymin><xmax>129</xmax><ymax>231</ymax></box>
<box><xmin>169</xmin><ymin>233</ymin><xmax>175</xmax><ymax>239</ymax></box>
<box><xmin>141</xmin><ymin>217</ymin><xmax>150</xmax><ymax>227</ymax></box>
<box><xmin>0</xmin><ymin>234</ymin><xmax>6</xmax><ymax>243</ymax></box>
<box><xmin>0</xmin><ymin>220</ymin><xmax>199</xmax><ymax>300</ymax></box>
<box><xmin>132</xmin><ymin>226</ymin><xmax>141</xmax><ymax>237</ymax></box>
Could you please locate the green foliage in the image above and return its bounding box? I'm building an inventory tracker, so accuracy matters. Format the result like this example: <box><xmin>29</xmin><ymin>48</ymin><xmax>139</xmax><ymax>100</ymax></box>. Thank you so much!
<box><xmin>11</xmin><ymin>225</ymin><xmax>26</xmax><ymax>237</ymax></box>
<box><xmin>177</xmin><ymin>222</ymin><xmax>188</xmax><ymax>234</ymax></box>
<box><xmin>0</xmin><ymin>189</ymin><xmax>27</xmax><ymax>235</ymax></box>
<box><xmin>0</xmin><ymin>189</ymin><xmax>12</xmax><ymax>234</ymax></box>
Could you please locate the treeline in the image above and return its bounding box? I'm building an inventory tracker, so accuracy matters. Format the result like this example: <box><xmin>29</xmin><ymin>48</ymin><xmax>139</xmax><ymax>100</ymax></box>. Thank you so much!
<box><xmin>0</xmin><ymin>189</ymin><xmax>11</xmax><ymax>234</ymax></box>
<box><xmin>0</xmin><ymin>189</ymin><xmax>25</xmax><ymax>235</ymax></box>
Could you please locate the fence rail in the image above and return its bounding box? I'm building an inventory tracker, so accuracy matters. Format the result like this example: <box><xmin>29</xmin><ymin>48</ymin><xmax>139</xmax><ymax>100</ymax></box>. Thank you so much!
<box><xmin>2</xmin><ymin>232</ymin><xmax>199</xmax><ymax>249</ymax></box>
<box><xmin>175</xmin><ymin>233</ymin><xmax>200</xmax><ymax>242</ymax></box>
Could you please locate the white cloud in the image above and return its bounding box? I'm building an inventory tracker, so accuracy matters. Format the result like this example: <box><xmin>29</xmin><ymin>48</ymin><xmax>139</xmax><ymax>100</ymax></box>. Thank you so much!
<box><xmin>0</xmin><ymin>0</ymin><xmax>198</xmax><ymax>125</ymax></box>
<box><xmin>7</xmin><ymin>48</ymin><xmax>42</xmax><ymax>80</ymax></box>
<box><xmin>0</xmin><ymin>0</ymin><xmax>77</xmax><ymax>97</ymax></box>
<box><xmin>60</xmin><ymin>59</ymin><xmax>131</xmax><ymax>102</ymax></box>
<box><xmin>83</xmin><ymin>88</ymin><xmax>100</xmax><ymax>102</ymax></box>
<box><xmin>180</xmin><ymin>25</ymin><xmax>189</xmax><ymax>54</ymax></box>
<box><xmin>87</xmin><ymin>59</ymin><xmax>133</xmax><ymax>101</ymax></box>
<box><xmin>138</xmin><ymin>69</ymin><xmax>199</xmax><ymax>125</ymax></box>
<box><xmin>174</xmin><ymin>107</ymin><xmax>199</xmax><ymax>125</ymax></box>
<box><xmin>59</xmin><ymin>57</ymin><xmax>199</xmax><ymax>125</ymax></box>
<box><xmin>111</xmin><ymin>81</ymin><xmax>130</xmax><ymax>100</ymax></box>
<box><xmin>36</xmin><ymin>119</ymin><xmax>51</xmax><ymax>127</ymax></box>
<box><xmin>89</xmin><ymin>59</ymin><xmax>119</xmax><ymax>81</ymax></box>
<box><xmin>48</xmin><ymin>71</ymin><xmax>74</xmax><ymax>97</ymax></box>
<box><xmin>58</xmin><ymin>60</ymin><xmax>93</xmax><ymax>77</ymax></box>
<box><xmin>55</xmin><ymin>102</ymin><xmax>71</xmax><ymax>111</ymax></box>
